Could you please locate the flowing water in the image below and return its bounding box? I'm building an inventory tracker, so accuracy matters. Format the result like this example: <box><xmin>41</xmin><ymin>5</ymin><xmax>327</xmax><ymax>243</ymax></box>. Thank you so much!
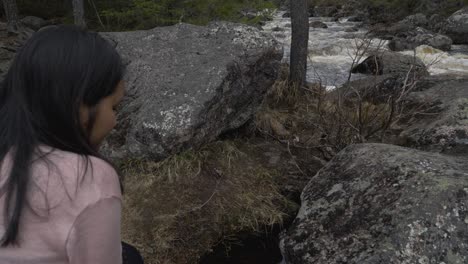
<box><xmin>262</xmin><ymin>11</ymin><xmax>468</xmax><ymax>89</ymax></box>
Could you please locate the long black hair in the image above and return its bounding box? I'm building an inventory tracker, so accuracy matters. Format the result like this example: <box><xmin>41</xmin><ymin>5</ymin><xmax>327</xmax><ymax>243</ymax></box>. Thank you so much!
<box><xmin>0</xmin><ymin>25</ymin><xmax>124</xmax><ymax>246</ymax></box>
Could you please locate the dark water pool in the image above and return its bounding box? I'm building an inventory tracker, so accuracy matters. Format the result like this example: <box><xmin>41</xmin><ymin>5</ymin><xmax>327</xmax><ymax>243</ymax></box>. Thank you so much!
<box><xmin>199</xmin><ymin>225</ymin><xmax>284</xmax><ymax>264</ymax></box>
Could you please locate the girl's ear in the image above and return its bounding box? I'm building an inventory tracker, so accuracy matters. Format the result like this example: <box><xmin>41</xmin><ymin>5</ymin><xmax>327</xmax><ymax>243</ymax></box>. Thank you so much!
<box><xmin>79</xmin><ymin>104</ymin><xmax>90</xmax><ymax>130</ymax></box>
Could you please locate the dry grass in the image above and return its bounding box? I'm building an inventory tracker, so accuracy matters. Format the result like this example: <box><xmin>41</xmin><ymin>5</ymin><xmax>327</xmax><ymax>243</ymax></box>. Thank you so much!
<box><xmin>254</xmin><ymin>62</ymin><xmax>421</xmax><ymax>160</ymax></box>
<box><xmin>119</xmin><ymin>140</ymin><xmax>295</xmax><ymax>264</ymax></box>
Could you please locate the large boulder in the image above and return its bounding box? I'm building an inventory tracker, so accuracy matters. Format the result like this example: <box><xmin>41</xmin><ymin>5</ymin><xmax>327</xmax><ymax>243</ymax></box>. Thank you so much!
<box><xmin>101</xmin><ymin>22</ymin><xmax>282</xmax><ymax>160</ymax></box>
<box><xmin>351</xmin><ymin>52</ymin><xmax>428</xmax><ymax>77</ymax></box>
<box><xmin>397</xmin><ymin>75</ymin><xmax>468</xmax><ymax>156</ymax></box>
<box><xmin>444</xmin><ymin>7</ymin><xmax>468</xmax><ymax>44</ymax></box>
<box><xmin>280</xmin><ymin>143</ymin><xmax>468</xmax><ymax>264</ymax></box>
<box><xmin>388</xmin><ymin>27</ymin><xmax>453</xmax><ymax>51</ymax></box>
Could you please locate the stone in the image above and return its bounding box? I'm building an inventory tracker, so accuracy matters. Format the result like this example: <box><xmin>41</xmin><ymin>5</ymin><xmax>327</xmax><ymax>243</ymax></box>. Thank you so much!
<box><xmin>313</xmin><ymin>6</ymin><xmax>339</xmax><ymax>17</ymax></box>
<box><xmin>369</xmin><ymin>14</ymin><xmax>431</xmax><ymax>41</ymax></box>
<box><xmin>444</xmin><ymin>7</ymin><xmax>468</xmax><ymax>44</ymax></box>
<box><xmin>309</xmin><ymin>21</ymin><xmax>328</xmax><ymax>29</ymax></box>
<box><xmin>398</xmin><ymin>75</ymin><xmax>468</xmax><ymax>156</ymax></box>
<box><xmin>368</xmin><ymin>22</ymin><xmax>413</xmax><ymax>40</ymax></box>
<box><xmin>400</xmin><ymin>13</ymin><xmax>428</xmax><ymax>28</ymax></box>
<box><xmin>20</xmin><ymin>16</ymin><xmax>48</xmax><ymax>31</ymax></box>
<box><xmin>340</xmin><ymin>74</ymin><xmax>401</xmax><ymax>104</ymax></box>
<box><xmin>272</xmin><ymin>26</ymin><xmax>285</xmax><ymax>32</ymax></box>
<box><xmin>428</xmin><ymin>14</ymin><xmax>446</xmax><ymax>33</ymax></box>
<box><xmin>347</xmin><ymin>15</ymin><xmax>365</xmax><ymax>22</ymax></box>
<box><xmin>344</xmin><ymin>27</ymin><xmax>359</xmax><ymax>32</ymax></box>
<box><xmin>280</xmin><ymin>143</ymin><xmax>468</xmax><ymax>264</ymax></box>
<box><xmin>351</xmin><ymin>52</ymin><xmax>428</xmax><ymax>77</ymax></box>
<box><xmin>100</xmin><ymin>22</ymin><xmax>282</xmax><ymax>160</ymax></box>
<box><xmin>388</xmin><ymin>27</ymin><xmax>453</xmax><ymax>51</ymax></box>
<box><xmin>346</xmin><ymin>52</ymin><xmax>428</xmax><ymax>104</ymax></box>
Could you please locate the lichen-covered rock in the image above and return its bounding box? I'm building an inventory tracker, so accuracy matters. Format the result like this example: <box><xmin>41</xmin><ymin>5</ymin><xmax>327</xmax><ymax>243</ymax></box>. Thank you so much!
<box><xmin>398</xmin><ymin>75</ymin><xmax>468</xmax><ymax>156</ymax></box>
<box><xmin>101</xmin><ymin>22</ymin><xmax>282</xmax><ymax>160</ymax></box>
<box><xmin>280</xmin><ymin>143</ymin><xmax>468</xmax><ymax>264</ymax></box>
<box><xmin>444</xmin><ymin>7</ymin><xmax>468</xmax><ymax>44</ymax></box>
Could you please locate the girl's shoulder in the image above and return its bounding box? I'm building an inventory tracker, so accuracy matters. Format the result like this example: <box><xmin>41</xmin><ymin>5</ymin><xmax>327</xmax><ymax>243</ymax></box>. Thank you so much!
<box><xmin>33</xmin><ymin>146</ymin><xmax>122</xmax><ymax>202</ymax></box>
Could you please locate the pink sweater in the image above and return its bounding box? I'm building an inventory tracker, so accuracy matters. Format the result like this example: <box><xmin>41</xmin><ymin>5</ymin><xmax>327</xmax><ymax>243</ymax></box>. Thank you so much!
<box><xmin>0</xmin><ymin>147</ymin><xmax>123</xmax><ymax>264</ymax></box>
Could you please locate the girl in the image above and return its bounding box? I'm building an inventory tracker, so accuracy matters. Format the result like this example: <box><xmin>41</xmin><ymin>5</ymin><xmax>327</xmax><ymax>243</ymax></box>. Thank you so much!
<box><xmin>0</xmin><ymin>25</ymin><xmax>143</xmax><ymax>264</ymax></box>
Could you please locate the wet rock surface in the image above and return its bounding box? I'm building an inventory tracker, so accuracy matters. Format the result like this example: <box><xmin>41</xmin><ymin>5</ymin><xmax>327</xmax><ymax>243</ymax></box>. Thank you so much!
<box><xmin>280</xmin><ymin>143</ymin><xmax>468</xmax><ymax>264</ymax></box>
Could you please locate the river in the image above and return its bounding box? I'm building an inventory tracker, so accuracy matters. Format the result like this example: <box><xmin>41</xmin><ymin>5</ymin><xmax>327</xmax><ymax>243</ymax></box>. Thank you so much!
<box><xmin>262</xmin><ymin>11</ymin><xmax>468</xmax><ymax>89</ymax></box>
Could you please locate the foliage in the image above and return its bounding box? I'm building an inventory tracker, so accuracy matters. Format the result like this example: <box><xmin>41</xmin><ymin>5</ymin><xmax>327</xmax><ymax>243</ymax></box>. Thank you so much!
<box><xmin>11</xmin><ymin>0</ymin><xmax>277</xmax><ymax>31</ymax></box>
<box><xmin>308</xmin><ymin>0</ymin><xmax>468</xmax><ymax>21</ymax></box>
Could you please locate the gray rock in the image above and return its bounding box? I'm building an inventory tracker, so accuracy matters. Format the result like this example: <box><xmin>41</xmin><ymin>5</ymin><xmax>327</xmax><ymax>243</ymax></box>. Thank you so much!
<box><xmin>280</xmin><ymin>143</ymin><xmax>468</xmax><ymax>264</ymax></box>
<box><xmin>340</xmin><ymin>74</ymin><xmax>401</xmax><ymax>104</ymax></box>
<box><xmin>20</xmin><ymin>16</ymin><xmax>48</xmax><ymax>31</ymax></box>
<box><xmin>389</xmin><ymin>27</ymin><xmax>453</xmax><ymax>51</ymax></box>
<box><xmin>272</xmin><ymin>26</ymin><xmax>285</xmax><ymax>32</ymax></box>
<box><xmin>314</xmin><ymin>6</ymin><xmax>339</xmax><ymax>17</ymax></box>
<box><xmin>240</xmin><ymin>9</ymin><xmax>258</xmax><ymax>20</ymax></box>
<box><xmin>344</xmin><ymin>26</ymin><xmax>359</xmax><ymax>32</ymax></box>
<box><xmin>346</xmin><ymin>52</ymin><xmax>428</xmax><ymax>104</ymax></box>
<box><xmin>309</xmin><ymin>21</ymin><xmax>328</xmax><ymax>29</ymax></box>
<box><xmin>428</xmin><ymin>14</ymin><xmax>447</xmax><ymax>33</ymax></box>
<box><xmin>369</xmin><ymin>14</ymin><xmax>431</xmax><ymax>41</ymax></box>
<box><xmin>401</xmin><ymin>13</ymin><xmax>428</xmax><ymax>28</ymax></box>
<box><xmin>444</xmin><ymin>7</ymin><xmax>468</xmax><ymax>44</ymax></box>
<box><xmin>398</xmin><ymin>75</ymin><xmax>468</xmax><ymax>156</ymax></box>
<box><xmin>368</xmin><ymin>22</ymin><xmax>413</xmax><ymax>40</ymax></box>
<box><xmin>351</xmin><ymin>52</ymin><xmax>428</xmax><ymax>77</ymax></box>
<box><xmin>347</xmin><ymin>15</ymin><xmax>365</xmax><ymax>22</ymax></box>
<box><xmin>101</xmin><ymin>22</ymin><xmax>282</xmax><ymax>160</ymax></box>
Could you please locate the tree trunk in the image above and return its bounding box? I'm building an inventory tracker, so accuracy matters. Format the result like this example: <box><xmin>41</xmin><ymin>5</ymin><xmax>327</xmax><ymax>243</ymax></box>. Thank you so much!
<box><xmin>289</xmin><ymin>0</ymin><xmax>309</xmax><ymax>86</ymax></box>
<box><xmin>2</xmin><ymin>0</ymin><xmax>20</xmax><ymax>33</ymax></box>
<box><xmin>72</xmin><ymin>0</ymin><xmax>86</xmax><ymax>28</ymax></box>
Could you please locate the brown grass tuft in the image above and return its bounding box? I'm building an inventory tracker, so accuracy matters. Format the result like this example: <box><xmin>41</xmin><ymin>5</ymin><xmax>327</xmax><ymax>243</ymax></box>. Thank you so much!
<box><xmin>119</xmin><ymin>140</ymin><xmax>295</xmax><ymax>264</ymax></box>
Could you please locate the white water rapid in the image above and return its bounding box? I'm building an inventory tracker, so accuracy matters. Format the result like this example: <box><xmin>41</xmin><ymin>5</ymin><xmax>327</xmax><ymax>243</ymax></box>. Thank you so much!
<box><xmin>262</xmin><ymin>11</ymin><xmax>468</xmax><ymax>89</ymax></box>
